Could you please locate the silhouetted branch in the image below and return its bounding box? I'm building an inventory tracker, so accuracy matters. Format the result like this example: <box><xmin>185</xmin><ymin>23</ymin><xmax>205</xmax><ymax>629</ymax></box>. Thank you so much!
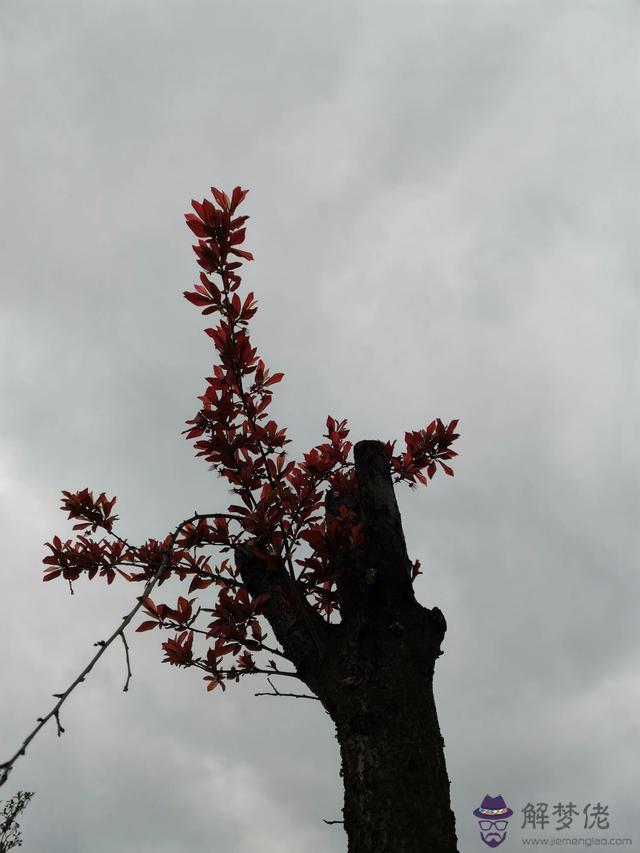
<box><xmin>0</xmin><ymin>511</ymin><xmax>234</xmax><ymax>791</ymax></box>
<box><xmin>254</xmin><ymin>676</ymin><xmax>320</xmax><ymax>701</ymax></box>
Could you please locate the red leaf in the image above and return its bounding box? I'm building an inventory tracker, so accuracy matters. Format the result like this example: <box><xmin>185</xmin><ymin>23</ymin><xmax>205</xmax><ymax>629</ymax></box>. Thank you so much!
<box><xmin>440</xmin><ymin>461</ymin><xmax>455</xmax><ymax>477</ymax></box>
<box><xmin>229</xmin><ymin>228</ymin><xmax>246</xmax><ymax>247</ymax></box>
<box><xmin>228</xmin><ymin>248</ymin><xmax>254</xmax><ymax>261</ymax></box>
<box><xmin>136</xmin><ymin>620</ymin><xmax>158</xmax><ymax>632</ymax></box>
<box><xmin>230</xmin><ymin>187</ymin><xmax>249</xmax><ymax>214</ymax></box>
<box><xmin>202</xmin><ymin>198</ymin><xmax>217</xmax><ymax>224</ymax></box>
<box><xmin>184</xmin><ymin>214</ymin><xmax>209</xmax><ymax>238</ymax></box>
<box><xmin>263</xmin><ymin>372</ymin><xmax>284</xmax><ymax>388</ymax></box>
<box><xmin>211</xmin><ymin>187</ymin><xmax>230</xmax><ymax>211</ymax></box>
<box><xmin>183</xmin><ymin>291</ymin><xmax>213</xmax><ymax>307</ymax></box>
<box><xmin>142</xmin><ymin>596</ymin><xmax>158</xmax><ymax>615</ymax></box>
<box><xmin>188</xmin><ymin>576</ymin><xmax>215</xmax><ymax>593</ymax></box>
<box><xmin>446</xmin><ymin>419</ymin><xmax>459</xmax><ymax>436</ymax></box>
<box><xmin>43</xmin><ymin>570</ymin><xmax>61</xmax><ymax>582</ymax></box>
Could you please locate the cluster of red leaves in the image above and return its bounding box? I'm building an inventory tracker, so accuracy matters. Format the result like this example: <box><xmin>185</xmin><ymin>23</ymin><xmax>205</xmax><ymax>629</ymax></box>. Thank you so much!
<box><xmin>60</xmin><ymin>488</ymin><xmax>119</xmax><ymax>533</ymax></box>
<box><xmin>385</xmin><ymin>418</ymin><xmax>459</xmax><ymax>487</ymax></box>
<box><xmin>42</xmin><ymin>185</ymin><xmax>460</xmax><ymax>695</ymax></box>
<box><xmin>43</xmin><ymin>532</ymin><xmax>129</xmax><ymax>586</ymax></box>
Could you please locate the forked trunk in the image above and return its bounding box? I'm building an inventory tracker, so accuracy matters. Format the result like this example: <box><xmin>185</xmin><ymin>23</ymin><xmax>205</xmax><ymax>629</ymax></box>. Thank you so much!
<box><xmin>235</xmin><ymin>440</ymin><xmax>459</xmax><ymax>853</ymax></box>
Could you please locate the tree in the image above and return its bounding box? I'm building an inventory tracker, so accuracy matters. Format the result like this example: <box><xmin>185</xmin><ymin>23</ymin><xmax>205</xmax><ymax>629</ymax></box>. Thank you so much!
<box><xmin>0</xmin><ymin>791</ymin><xmax>34</xmax><ymax>852</ymax></box>
<box><xmin>0</xmin><ymin>186</ymin><xmax>461</xmax><ymax>852</ymax></box>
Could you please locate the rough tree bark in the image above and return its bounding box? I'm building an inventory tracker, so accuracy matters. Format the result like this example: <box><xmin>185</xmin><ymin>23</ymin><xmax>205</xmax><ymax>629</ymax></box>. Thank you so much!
<box><xmin>236</xmin><ymin>440</ymin><xmax>459</xmax><ymax>853</ymax></box>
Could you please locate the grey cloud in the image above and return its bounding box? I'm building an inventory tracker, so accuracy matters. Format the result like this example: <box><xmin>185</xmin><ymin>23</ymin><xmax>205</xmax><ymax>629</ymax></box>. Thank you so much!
<box><xmin>1</xmin><ymin>2</ymin><xmax>638</xmax><ymax>851</ymax></box>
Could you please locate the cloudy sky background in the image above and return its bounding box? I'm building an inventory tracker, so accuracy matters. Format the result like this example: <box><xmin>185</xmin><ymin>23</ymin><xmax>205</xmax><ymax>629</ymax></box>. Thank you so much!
<box><xmin>1</xmin><ymin>2</ymin><xmax>639</xmax><ymax>851</ymax></box>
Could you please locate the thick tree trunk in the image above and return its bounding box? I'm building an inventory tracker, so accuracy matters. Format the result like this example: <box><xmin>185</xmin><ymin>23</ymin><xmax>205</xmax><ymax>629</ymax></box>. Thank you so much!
<box><xmin>325</xmin><ymin>605</ymin><xmax>457</xmax><ymax>853</ymax></box>
<box><xmin>235</xmin><ymin>440</ymin><xmax>459</xmax><ymax>853</ymax></box>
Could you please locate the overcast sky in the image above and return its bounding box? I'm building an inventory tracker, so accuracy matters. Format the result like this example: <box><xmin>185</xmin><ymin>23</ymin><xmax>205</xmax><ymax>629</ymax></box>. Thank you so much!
<box><xmin>1</xmin><ymin>2</ymin><xmax>639</xmax><ymax>851</ymax></box>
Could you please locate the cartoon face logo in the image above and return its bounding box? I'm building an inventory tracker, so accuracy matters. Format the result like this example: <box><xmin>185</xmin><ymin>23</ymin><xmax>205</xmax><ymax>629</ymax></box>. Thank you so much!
<box><xmin>473</xmin><ymin>794</ymin><xmax>514</xmax><ymax>847</ymax></box>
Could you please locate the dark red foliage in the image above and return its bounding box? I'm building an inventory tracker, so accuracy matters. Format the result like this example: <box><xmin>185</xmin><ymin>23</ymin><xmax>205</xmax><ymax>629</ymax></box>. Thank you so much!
<box><xmin>42</xmin><ymin>186</ymin><xmax>460</xmax><ymax>694</ymax></box>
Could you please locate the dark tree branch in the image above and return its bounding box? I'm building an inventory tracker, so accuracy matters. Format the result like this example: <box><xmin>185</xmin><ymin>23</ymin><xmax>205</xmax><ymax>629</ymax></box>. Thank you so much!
<box><xmin>0</xmin><ymin>511</ymin><xmax>233</xmax><ymax>791</ymax></box>
<box><xmin>254</xmin><ymin>676</ymin><xmax>320</xmax><ymax>701</ymax></box>
<box><xmin>234</xmin><ymin>539</ymin><xmax>335</xmax><ymax>679</ymax></box>
<box><xmin>119</xmin><ymin>632</ymin><xmax>132</xmax><ymax>692</ymax></box>
<box><xmin>353</xmin><ymin>440</ymin><xmax>416</xmax><ymax>611</ymax></box>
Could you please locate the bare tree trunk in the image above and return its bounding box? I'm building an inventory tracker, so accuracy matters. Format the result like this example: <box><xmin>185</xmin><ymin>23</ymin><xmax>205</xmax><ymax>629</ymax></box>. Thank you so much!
<box><xmin>236</xmin><ymin>440</ymin><xmax>459</xmax><ymax>853</ymax></box>
<box><xmin>326</xmin><ymin>604</ymin><xmax>457</xmax><ymax>853</ymax></box>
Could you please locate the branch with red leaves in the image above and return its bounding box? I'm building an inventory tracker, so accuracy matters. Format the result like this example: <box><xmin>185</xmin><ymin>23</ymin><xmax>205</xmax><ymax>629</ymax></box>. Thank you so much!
<box><xmin>0</xmin><ymin>509</ymin><xmax>251</xmax><ymax>789</ymax></box>
<box><xmin>0</xmin><ymin>185</ymin><xmax>459</xmax><ymax>791</ymax></box>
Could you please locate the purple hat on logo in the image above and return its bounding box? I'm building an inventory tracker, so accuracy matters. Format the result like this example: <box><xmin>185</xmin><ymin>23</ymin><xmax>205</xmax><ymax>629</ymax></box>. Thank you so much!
<box><xmin>473</xmin><ymin>795</ymin><xmax>514</xmax><ymax>820</ymax></box>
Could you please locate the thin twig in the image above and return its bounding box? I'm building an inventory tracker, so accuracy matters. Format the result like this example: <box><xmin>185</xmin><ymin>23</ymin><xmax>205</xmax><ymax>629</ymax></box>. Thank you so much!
<box><xmin>254</xmin><ymin>675</ymin><xmax>319</xmax><ymax>701</ymax></box>
<box><xmin>0</xmin><ymin>511</ymin><xmax>227</xmax><ymax>791</ymax></box>
<box><xmin>119</xmin><ymin>633</ymin><xmax>132</xmax><ymax>692</ymax></box>
<box><xmin>254</xmin><ymin>690</ymin><xmax>319</xmax><ymax>700</ymax></box>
